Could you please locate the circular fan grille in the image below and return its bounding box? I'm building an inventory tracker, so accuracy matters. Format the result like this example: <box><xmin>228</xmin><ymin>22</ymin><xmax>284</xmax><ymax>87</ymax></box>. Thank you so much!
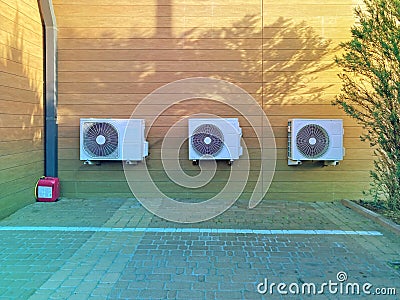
<box><xmin>83</xmin><ymin>122</ymin><xmax>119</xmax><ymax>158</ymax></box>
<box><xmin>191</xmin><ymin>124</ymin><xmax>224</xmax><ymax>156</ymax></box>
<box><xmin>296</xmin><ymin>124</ymin><xmax>329</xmax><ymax>158</ymax></box>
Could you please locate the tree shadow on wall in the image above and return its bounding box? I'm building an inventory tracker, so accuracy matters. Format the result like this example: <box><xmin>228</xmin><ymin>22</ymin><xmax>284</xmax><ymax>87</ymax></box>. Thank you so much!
<box><xmin>172</xmin><ymin>15</ymin><xmax>335</xmax><ymax>107</ymax></box>
<box><xmin>142</xmin><ymin>14</ymin><xmax>337</xmax><ymax>150</ymax></box>
<box><xmin>139</xmin><ymin>13</ymin><xmax>337</xmax><ymax>201</ymax></box>
<box><xmin>59</xmin><ymin>7</ymin><xmax>338</xmax><ymax>199</ymax></box>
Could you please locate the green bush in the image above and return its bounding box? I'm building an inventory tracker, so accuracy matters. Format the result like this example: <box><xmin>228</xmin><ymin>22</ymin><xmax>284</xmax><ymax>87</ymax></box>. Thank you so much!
<box><xmin>334</xmin><ymin>0</ymin><xmax>400</xmax><ymax>210</ymax></box>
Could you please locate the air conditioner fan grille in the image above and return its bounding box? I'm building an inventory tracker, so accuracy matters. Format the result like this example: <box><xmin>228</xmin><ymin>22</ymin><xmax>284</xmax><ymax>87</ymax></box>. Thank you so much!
<box><xmin>191</xmin><ymin>124</ymin><xmax>224</xmax><ymax>156</ymax></box>
<box><xmin>83</xmin><ymin>122</ymin><xmax>119</xmax><ymax>158</ymax></box>
<box><xmin>296</xmin><ymin>124</ymin><xmax>329</xmax><ymax>158</ymax></box>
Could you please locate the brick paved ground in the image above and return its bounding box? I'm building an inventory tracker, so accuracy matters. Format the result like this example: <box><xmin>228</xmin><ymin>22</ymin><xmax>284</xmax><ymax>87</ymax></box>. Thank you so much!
<box><xmin>0</xmin><ymin>198</ymin><xmax>398</xmax><ymax>299</ymax></box>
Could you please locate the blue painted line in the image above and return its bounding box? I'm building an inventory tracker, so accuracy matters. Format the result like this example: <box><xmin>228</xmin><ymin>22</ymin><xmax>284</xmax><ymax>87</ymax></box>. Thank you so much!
<box><xmin>0</xmin><ymin>226</ymin><xmax>383</xmax><ymax>236</ymax></box>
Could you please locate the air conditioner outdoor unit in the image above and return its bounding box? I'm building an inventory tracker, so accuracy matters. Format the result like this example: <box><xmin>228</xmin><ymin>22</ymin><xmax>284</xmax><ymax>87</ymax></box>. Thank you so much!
<box><xmin>80</xmin><ymin>118</ymin><xmax>148</xmax><ymax>164</ymax></box>
<box><xmin>188</xmin><ymin>118</ymin><xmax>243</xmax><ymax>165</ymax></box>
<box><xmin>288</xmin><ymin>119</ymin><xmax>344</xmax><ymax>166</ymax></box>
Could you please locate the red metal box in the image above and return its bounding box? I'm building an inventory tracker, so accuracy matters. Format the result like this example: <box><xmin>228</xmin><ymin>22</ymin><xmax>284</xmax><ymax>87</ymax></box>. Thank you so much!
<box><xmin>36</xmin><ymin>177</ymin><xmax>60</xmax><ymax>202</ymax></box>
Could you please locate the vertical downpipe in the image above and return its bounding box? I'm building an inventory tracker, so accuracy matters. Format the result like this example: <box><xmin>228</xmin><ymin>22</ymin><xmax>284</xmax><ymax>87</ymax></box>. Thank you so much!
<box><xmin>38</xmin><ymin>0</ymin><xmax>58</xmax><ymax>177</ymax></box>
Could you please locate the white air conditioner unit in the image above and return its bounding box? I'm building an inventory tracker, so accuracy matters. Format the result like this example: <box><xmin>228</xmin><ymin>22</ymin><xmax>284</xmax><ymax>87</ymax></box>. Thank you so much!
<box><xmin>189</xmin><ymin>118</ymin><xmax>243</xmax><ymax>165</ymax></box>
<box><xmin>288</xmin><ymin>119</ymin><xmax>344</xmax><ymax>166</ymax></box>
<box><xmin>80</xmin><ymin>118</ymin><xmax>148</xmax><ymax>164</ymax></box>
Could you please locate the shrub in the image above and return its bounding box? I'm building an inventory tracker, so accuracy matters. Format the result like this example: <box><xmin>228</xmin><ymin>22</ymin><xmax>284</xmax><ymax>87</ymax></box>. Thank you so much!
<box><xmin>334</xmin><ymin>0</ymin><xmax>400</xmax><ymax>210</ymax></box>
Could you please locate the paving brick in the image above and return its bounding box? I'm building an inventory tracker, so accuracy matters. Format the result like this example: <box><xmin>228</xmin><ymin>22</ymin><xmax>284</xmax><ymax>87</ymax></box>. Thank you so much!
<box><xmin>35</xmin><ymin>278</ymin><xmax>61</xmax><ymax>290</ymax></box>
<box><xmin>165</xmin><ymin>281</ymin><xmax>192</xmax><ymax>290</ymax></box>
<box><xmin>139</xmin><ymin>289</ymin><xmax>168</xmax><ymax>299</ymax></box>
<box><xmin>176</xmin><ymin>289</ymin><xmax>205</xmax><ymax>299</ymax></box>
<box><xmin>0</xmin><ymin>199</ymin><xmax>399</xmax><ymax>299</ymax></box>
<box><xmin>100</xmin><ymin>272</ymin><xmax>120</xmax><ymax>284</ymax></box>
<box><xmin>60</xmin><ymin>278</ymin><xmax>82</xmax><ymax>288</ymax></box>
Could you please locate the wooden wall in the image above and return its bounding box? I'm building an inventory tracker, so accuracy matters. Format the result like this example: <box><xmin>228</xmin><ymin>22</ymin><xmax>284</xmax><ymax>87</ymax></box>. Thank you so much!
<box><xmin>54</xmin><ymin>0</ymin><xmax>372</xmax><ymax>201</ymax></box>
<box><xmin>0</xmin><ymin>0</ymin><xmax>44</xmax><ymax>218</ymax></box>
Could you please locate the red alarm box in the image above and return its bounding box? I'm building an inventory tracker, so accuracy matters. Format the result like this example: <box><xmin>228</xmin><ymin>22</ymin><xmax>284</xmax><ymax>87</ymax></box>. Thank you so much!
<box><xmin>36</xmin><ymin>177</ymin><xmax>60</xmax><ymax>202</ymax></box>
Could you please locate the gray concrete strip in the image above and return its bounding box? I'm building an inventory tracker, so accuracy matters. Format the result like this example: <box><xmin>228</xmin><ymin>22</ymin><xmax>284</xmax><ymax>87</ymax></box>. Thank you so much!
<box><xmin>0</xmin><ymin>226</ymin><xmax>383</xmax><ymax>236</ymax></box>
<box><xmin>341</xmin><ymin>199</ymin><xmax>400</xmax><ymax>235</ymax></box>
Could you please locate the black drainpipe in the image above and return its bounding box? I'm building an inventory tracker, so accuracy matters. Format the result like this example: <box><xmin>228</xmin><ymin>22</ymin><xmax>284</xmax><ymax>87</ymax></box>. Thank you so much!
<box><xmin>37</xmin><ymin>0</ymin><xmax>58</xmax><ymax>177</ymax></box>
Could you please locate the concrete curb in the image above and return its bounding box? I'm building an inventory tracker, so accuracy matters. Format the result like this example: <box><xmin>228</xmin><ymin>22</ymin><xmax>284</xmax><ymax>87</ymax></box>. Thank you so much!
<box><xmin>341</xmin><ymin>199</ymin><xmax>400</xmax><ymax>235</ymax></box>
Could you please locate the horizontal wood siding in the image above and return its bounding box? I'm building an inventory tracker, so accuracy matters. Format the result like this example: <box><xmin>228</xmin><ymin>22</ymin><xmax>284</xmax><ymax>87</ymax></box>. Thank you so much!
<box><xmin>54</xmin><ymin>0</ymin><xmax>372</xmax><ymax>201</ymax></box>
<box><xmin>0</xmin><ymin>0</ymin><xmax>44</xmax><ymax>219</ymax></box>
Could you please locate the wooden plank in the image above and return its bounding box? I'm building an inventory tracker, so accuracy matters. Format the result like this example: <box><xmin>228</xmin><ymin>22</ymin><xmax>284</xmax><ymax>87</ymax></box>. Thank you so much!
<box><xmin>272</xmin><ymin>170</ymin><xmax>370</xmax><ymax>182</ymax></box>
<box><xmin>58</xmin><ymin>103</ymin><xmax>263</xmax><ymax>117</ymax></box>
<box><xmin>58</xmin><ymin>82</ymin><xmax>262</xmax><ymax>94</ymax></box>
<box><xmin>59</xmin><ymin>160</ymin><xmax>261</xmax><ymax>177</ymax></box>
<box><xmin>57</xmin><ymin>115</ymin><xmax>361</xmax><ymax>130</ymax></box>
<box><xmin>0</xmin><ymin>1</ymin><xmax>42</xmax><ymax>34</ymax></box>
<box><xmin>58</xmin><ymin>60</ymin><xmax>256</xmax><ymax>72</ymax></box>
<box><xmin>0</xmin><ymin>17</ymin><xmax>42</xmax><ymax>44</ymax></box>
<box><xmin>0</xmin><ymin>174</ymin><xmax>39</xmax><ymax>199</ymax></box>
<box><xmin>57</xmin><ymin>70</ymin><xmax>341</xmax><ymax>85</ymax></box>
<box><xmin>0</xmin><ymin>29</ymin><xmax>43</xmax><ymax>54</ymax></box>
<box><xmin>58</xmin><ymin>38</ymin><xmax>263</xmax><ymax>50</ymax></box>
<box><xmin>0</xmin><ymin>72</ymin><xmax>43</xmax><ymax>93</ymax></box>
<box><xmin>58</xmin><ymin>186</ymin><xmax>366</xmax><ymax>202</ymax></box>
<box><xmin>0</xmin><ymin>114</ymin><xmax>43</xmax><ymax>128</ymax></box>
<box><xmin>54</xmin><ymin>0</ymin><xmax>260</xmax><ymax>5</ymax></box>
<box><xmin>0</xmin><ymin>42</ymin><xmax>43</xmax><ymax>62</ymax></box>
<box><xmin>57</xmin><ymin>16</ymin><xmax>262</xmax><ymax>28</ymax></box>
<box><xmin>19</xmin><ymin>0</ymin><xmax>42</xmax><ymax>11</ymax></box>
<box><xmin>0</xmin><ymin>187</ymin><xmax>36</xmax><ymax>220</ymax></box>
<box><xmin>264</xmin><ymin>0</ymin><xmax>363</xmax><ymax>5</ymax></box>
<box><xmin>56</xmin><ymin>25</ymin><xmax>352</xmax><ymax>44</ymax></box>
<box><xmin>58</xmin><ymin>71</ymin><xmax>263</xmax><ymax>84</ymax></box>
<box><xmin>263</xmin><ymin>50</ymin><xmax>337</xmax><ymax>62</ymax></box>
<box><xmin>263</xmin><ymin>70</ymin><xmax>341</xmax><ymax>83</ymax></box>
<box><xmin>53</xmin><ymin>4</ymin><xmax>261</xmax><ymax>17</ymax></box>
<box><xmin>0</xmin><ymin>127</ymin><xmax>43</xmax><ymax>141</ymax></box>
<box><xmin>0</xmin><ymin>0</ymin><xmax>42</xmax><ymax>22</ymax></box>
<box><xmin>0</xmin><ymin>140</ymin><xmax>43</xmax><ymax>156</ymax></box>
<box><xmin>0</xmin><ymin>54</ymin><xmax>43</xmax><ymax>78</ymax></box>
<box><xmin>276</xmin><ymin>159</ymin><xmax>374</xmax><ymax>171</ymax></box>
<box><xmin>268</xmin><ymin>181</ymin><xmax>369</xmax><ymax>194</ymax></box>
<box><xmin>0</xmin><ymin>161</ymin><xmax>43</xmax><ymax>184</ymax></box>
<box><xmin>0</xmin><ymin>57</ymin><xmax>43</xmax><ymax>79</ymax></box>
<box><xmin>58</xmin><ymin>149</ymin><xmax>374</xmax><ymax>172</ymax></box>
<box><xmin>58</xmin><ymin>166</ymin><xmax>370</xmax><ymax>183</ymax></box>
<box><xmin>58</xmin><ymin>27</ymin><xmax>262</xmax><ymax>39</ymax></box>
<box><xmin>265</xmin><ymin>116</ymin><xmax>360</xmax><ymax>127</ymax></box>
<box><xmin>263</xmin><ymin>27</ymin><xmax>352</xmax><ymax>40</ymax></box>
<box><xmin>58</xmin><ymin>178</ymin><xmax>368</xmax><ymax>194</ymax></box>
<box><xmin>0</xmin><ymin>84</ymin><xmax>43</xmax><ymax>103</ymax></box>
<box><xmin>263</xmin><ymin>15</ymin><xmax>356</xmax><ymax>28</ymax></box>
<box><xmin>60</xmin><ymin>180</ymin><xmax>131</xmax><ymax>194</ymax></box>
<box><xmin>59</xmin><ymin>49</ymin><xmax>262</xmax><ymax>61</ymax></box>
<box><xmin>0</xmin><ymin>47</ymin><xmax>44</xmax><ymax>71</ymax></box>
<box><xmin>264</xmin><ymin>6</ymin><xmax>355</xmax><ymax>18</ymax></box>
<box><xmin>55</xmin><ymin>92</ymin><xmax>343</xmax><ymax>107</ymax></box>
<box><xmin>57</xmin><ymin>92</ymin><xmax>262</xmax><ymax>105</ymax></box>
<box><xmin>0</xmin><ymin>150</ymin><xmax>43</xmax><ymax>171</ymax></box>
<box><xmin>57</xmin><ymin>190</ymin><xmax>364</xmax><ymax>202</ymax></box>
<box><xmin>0</xmin><ymin>99</ymin><xmax>43</xmax><ymax>115</ymax></box>
<box><xmin>58</xmin><ymin>103</ymin><xmax>346</xmax><ymax>117</ymax></box>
